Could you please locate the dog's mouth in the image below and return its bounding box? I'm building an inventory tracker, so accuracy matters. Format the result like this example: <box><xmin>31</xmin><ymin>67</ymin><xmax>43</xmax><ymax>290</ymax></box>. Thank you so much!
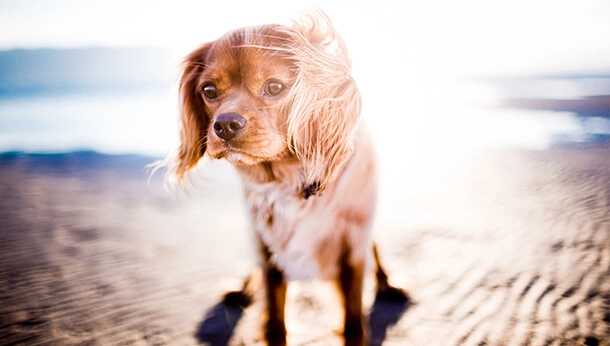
<box><xmin>207</xmin><ymin>128</ymin><xmax>289</xmax><ymax>165</ymax></box>
<box><xmin>209</xmin><ymin>144</ymin><xmax>276</xmax><ymax>166</ymax></box>
<box><xmin>209</xmin><ymin>144</ymin><xmax>248</xmax><ymax>163</ymax></box>
<box><xmin>221</xmin><ymin>150</ymin><xmax>260</xmax><ymax>165</ymax></box>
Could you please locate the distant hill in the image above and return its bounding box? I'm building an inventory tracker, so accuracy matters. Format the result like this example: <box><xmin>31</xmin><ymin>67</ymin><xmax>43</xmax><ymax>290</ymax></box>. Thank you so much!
<box><xmin>0</xmin><ymin>47</ymin><xmax>175</xmax><ymax>96</ymax></box>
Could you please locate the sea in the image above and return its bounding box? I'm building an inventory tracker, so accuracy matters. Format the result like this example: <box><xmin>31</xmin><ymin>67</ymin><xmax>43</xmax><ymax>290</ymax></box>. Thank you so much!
<box><xmin>0</xmin><ymin>86</ymin><xmax>178</xmax><ymax>157</ymax></box>
<box><xmin>0</xmin><ymin>47</ymin><xmax>608</xmax><ymax>160</ymax></box>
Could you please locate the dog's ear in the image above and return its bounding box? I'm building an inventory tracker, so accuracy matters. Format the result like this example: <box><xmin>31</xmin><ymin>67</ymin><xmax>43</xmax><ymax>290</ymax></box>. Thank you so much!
<box><xmin>282</xmin><ymin>12</ymin><xmax>362</xmax><ymax>197</ymax></box>
<box><xmin>175</xmin><ymin>43</ymin><xmax>212</xmax><ymax>185</ymax></box>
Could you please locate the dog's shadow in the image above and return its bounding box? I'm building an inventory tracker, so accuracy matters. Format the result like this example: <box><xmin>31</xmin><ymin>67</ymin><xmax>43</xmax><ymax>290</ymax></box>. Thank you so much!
<box><xmin>195</xmin><ymin>289</ymin><xmax>412</xmax><ymax>346</ymax></box>
<box><xmin>367</xmin><ymin>289</ymin><xmax>413</xmax><ymax>346</ymax></box>
<box><xmin>195</xmin><ymin>291</ymin><xmax>251</xmax><ymax>346</ymax></box>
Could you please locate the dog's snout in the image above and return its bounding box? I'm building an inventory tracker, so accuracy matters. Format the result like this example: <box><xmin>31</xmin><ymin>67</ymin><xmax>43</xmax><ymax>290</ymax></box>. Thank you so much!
<box><xmin>213</xmin><ymin>113</ymin><xmax>246</xmax><ymax>141</ymax></box>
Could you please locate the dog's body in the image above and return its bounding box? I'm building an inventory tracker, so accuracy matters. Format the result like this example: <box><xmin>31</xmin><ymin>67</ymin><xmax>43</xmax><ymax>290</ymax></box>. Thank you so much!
<box><xmin>240</xmin><ymin>126</ymin><xmax>376</xmax><ymax>282</ymax></box>
<box><xmin>166</xmin><ymin>11</ymin><xmax>406</xmax><ymax>346</ymax></box>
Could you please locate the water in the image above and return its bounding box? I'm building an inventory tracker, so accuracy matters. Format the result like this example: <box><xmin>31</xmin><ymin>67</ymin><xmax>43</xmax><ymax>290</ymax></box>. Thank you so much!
<box><xmin>0</xmin><ymin>78</ymin><xmax>602</xmax><ymax>159</ymax></box>
<box><xmin>0</xmin><ymin>88</ymin><xmax>178</xmax><ymax>157</ymax></box>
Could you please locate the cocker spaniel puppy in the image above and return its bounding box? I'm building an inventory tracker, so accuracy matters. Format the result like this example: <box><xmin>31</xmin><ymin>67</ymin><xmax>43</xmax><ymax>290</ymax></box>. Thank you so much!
<box><xmin>168</xmin><ymin>11</ymin><xmax>407</xmax><ymax>346</ymax></box>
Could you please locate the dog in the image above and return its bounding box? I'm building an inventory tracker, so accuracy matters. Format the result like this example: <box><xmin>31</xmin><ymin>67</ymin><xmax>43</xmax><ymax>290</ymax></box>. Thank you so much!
<box><xmin>165</xmin><ymin>10</ymin><xmax>407</xmax><ymax>346</ymax></box>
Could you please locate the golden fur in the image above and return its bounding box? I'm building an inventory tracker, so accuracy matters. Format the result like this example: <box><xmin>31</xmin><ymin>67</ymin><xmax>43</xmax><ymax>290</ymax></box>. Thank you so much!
<box><xmin>160</xmin><ymin>10</ymin><xmax>406</xmax><ymax>345</ymax></box>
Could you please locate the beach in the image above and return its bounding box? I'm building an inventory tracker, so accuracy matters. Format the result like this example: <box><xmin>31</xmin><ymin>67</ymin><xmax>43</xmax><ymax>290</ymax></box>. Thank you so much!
<box><xmin>0</xmin><ymin>143</ymin><xmax>608</xmax><ymax>346</ymax></box>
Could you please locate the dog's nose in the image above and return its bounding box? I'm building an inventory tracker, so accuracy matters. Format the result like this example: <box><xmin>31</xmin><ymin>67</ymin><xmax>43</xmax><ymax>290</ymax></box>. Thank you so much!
<box><xmin>213</xmin><ymin>113</ymin><xmax>246</xmax><ymax>141</ymax></box>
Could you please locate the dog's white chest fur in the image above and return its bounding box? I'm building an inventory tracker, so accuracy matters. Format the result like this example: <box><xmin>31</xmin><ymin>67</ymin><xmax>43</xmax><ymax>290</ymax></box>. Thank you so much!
<box><xmin>245</xmin><ymin>183</ymin><xmax>337</xmax><ymax>280</ymax></box>
<box><xmin>239</xmin><ymin>131</ymin><xmax>376</xmax><ymax>282</ymax></box>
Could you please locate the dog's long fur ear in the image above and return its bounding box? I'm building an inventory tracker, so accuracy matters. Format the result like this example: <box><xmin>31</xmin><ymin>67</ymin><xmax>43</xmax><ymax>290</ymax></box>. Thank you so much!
<box><xmin>173</xmin><ymin>44</ymin><xmax>212</xmax><ymax>186</ymax></box>
<box><xmin>280</xmin><ymin>11</ymin><xmax>362</xmax><ymax>196</ymax></box>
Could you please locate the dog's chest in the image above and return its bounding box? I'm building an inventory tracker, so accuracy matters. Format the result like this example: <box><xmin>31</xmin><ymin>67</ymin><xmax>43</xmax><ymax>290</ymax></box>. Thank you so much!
<box><xmin>245</xmin><ymin>184</ymin><xmax>340</xmax><ymax>281</ymax></box>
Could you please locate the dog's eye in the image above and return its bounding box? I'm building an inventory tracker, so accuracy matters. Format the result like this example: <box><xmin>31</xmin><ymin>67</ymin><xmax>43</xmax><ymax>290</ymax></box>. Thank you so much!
<box><xmin>264</xmin><ymin>81</ymin><xmax>284</xmax><ymax>96</ymax></box>
<box><xmin>202</xmin><ymin>84</ymin><xmax>219</xmax><ymax>100</ymax></box>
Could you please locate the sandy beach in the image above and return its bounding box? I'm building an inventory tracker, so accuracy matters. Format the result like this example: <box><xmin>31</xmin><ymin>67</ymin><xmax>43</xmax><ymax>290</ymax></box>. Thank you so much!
<box><xmin>0</xmin><ymin>143</ymin><xmax>608</xmax><ymax>346</ymax></box>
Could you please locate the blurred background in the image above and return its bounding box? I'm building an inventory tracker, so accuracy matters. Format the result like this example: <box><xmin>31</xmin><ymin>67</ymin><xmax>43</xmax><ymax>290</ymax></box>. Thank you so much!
<box><xmin>1</xmin><ymin>0</ymin><xmax>608</xmax><ymax>156</ymax></box>
<box><xmin>1</xmin><ymin>0</ymin><xmax>609</xmax><ymax>199</ymax></box>
<box><xmin>1</xmin><ymin>0</ymin><xmax>608</xmax><ymax>222</ymax></box>
<box><xmin>1</xmin><ymin>1</ymin><xmax>609</xmax><ymax>345</ymax></box>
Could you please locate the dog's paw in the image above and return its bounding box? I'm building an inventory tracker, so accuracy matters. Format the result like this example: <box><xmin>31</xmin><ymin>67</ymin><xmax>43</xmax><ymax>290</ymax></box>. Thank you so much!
<box><xmin>222</xmin><ymin>290</ymin><xmax>254</xmax><ymax>308</ymax></box>
<box><xmin>375</xmin><ymin>285</ymin><xmax>410</xmax><ymax>303</ymax></box>
<box><xmin>264</xmin><ymin>323</ymin><xmax>287</xmax><ymax>346</ymax></box>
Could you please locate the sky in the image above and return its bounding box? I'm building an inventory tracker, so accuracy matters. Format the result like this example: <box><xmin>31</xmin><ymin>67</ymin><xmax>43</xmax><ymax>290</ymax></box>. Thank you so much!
<box><xmin>1</xmin><ymin>0</ymin><xmax>609</xmax><ymax>77</ymax></box>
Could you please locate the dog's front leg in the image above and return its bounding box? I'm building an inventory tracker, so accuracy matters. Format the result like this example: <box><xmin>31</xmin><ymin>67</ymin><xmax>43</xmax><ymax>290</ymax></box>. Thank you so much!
<box><xmin>338</xmin><ymin>251</ymin><xmax>366</xmax><ymax>346</ymax></box>
<box><xmin>261</xmin><ymin>244</ymin><xmax>287</xmax><ymax>346</ymax></box>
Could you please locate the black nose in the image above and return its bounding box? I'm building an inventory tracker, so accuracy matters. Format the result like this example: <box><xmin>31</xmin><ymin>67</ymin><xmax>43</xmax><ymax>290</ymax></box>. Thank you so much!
<box><xmin>213</xmin><ymin>113</ymin><xmax>246</xmax><ymax>141</ymax></box>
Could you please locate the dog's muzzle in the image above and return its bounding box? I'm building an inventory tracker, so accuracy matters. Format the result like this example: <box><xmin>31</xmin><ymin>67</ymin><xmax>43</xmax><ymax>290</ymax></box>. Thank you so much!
<box><xmin>213</xmin><ymin>113</ymin><xmax>246</xmax><ymax>141</ymax></box>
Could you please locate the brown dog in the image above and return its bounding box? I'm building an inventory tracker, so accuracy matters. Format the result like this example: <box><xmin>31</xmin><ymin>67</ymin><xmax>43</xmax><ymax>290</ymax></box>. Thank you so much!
<box><xmin>164</xmin><ymin>11</ymin><xmax>407</xmax><ymax>346</ymax></box>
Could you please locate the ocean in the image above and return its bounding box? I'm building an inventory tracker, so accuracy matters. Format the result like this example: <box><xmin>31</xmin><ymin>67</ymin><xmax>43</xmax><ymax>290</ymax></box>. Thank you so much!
<box><xmin>0</xmin><ymin>47</ymin><xmax>607</xmax><ymax>160</ymax></box>
<box><xmin>0</xmin><ymin>87</ymin><xmax>178</xmax><ymax>157</ymax></box>
<box><xmin>0</xmin><ymin>80</ymin><xmax>604</xmax><ymax>160</ymax></box>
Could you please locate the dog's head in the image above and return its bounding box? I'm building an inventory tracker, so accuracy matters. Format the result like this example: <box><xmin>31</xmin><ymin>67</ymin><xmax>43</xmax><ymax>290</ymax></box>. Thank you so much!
<box><xmin>174</xmin><ymin>12</ymin><xmax>361</xmax><ymax>197</ymax></box>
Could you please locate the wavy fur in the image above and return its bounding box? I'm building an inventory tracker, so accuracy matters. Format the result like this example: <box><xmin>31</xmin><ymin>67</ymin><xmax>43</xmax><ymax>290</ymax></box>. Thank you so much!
<box><xmin>157</xmin><ymin>11</ymin><xmax>361</xmax><ymax>193</ymax></box>
<box><xmin>155</xmin><ymin>10</ymin><xmax>407</xmax><ymax>345</ymax></box>
<box><xmin>279</xmin><ymin>11</ymin><xmax>362</xmax><ymax>193</ymax></box>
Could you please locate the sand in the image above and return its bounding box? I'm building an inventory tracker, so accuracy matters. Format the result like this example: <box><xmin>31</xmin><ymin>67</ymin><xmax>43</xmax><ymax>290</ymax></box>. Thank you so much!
<box><xmin>0</xmin><ymin>143</ymin><xmax>608</xmax><ymax>346</ymax></box>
